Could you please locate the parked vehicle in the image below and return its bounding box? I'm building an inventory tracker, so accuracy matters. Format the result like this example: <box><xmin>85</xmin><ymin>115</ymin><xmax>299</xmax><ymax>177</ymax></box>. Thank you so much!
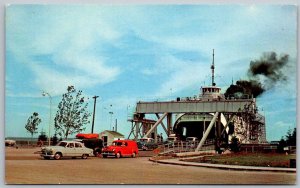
<box><xmin>167</xmin><ymin>134</ymin><xmax>178</xmax><ymax>143</ymax></box>
<box><xmin>186</xmin><ymin>137</ymin><xmax>199</xmax><ymax>148</ymax></box>
<box><xmin>5</xmin><ymin>139</ymin><xmax>16</xmax><ymax>147</ymax></box>
<box><xmin>186</xmin><ymin>137</ymin><xmax>198</xmax><ymax>142</ymax></box>
<box><xmin>137</xmin><ymin>138</ymin><xmax>158</xmax><ymax>150</ymax></box>
<box><xmin>74</xmin><ymin>138</ymin><xmax>103</xmax><ymax>157</ymax></box>
<box><xmin>102</xmin><ymin>140</ymin><xmax>138</xmax><ymax>158</ymax></box>
<box><xmin>40</xmin><ymin>140</ymin><xmax>93</xmax><ymax>160</ymax></box>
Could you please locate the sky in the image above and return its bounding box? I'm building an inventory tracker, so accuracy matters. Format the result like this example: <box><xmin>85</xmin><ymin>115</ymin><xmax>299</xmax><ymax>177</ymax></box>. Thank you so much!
<box><xmin>5</xmin><ymin>4</ymin><xmax>297</xmax><ymax>141</ymax></box>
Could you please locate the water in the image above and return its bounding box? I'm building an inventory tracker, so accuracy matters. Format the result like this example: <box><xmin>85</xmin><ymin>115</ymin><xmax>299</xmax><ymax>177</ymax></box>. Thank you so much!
<box><xmin>5</xmin><ymin>137</ymin><xmax>76</xmax><ymax>141</ymax></box>
<box><xmin>5</xmin><ymin>137</ymin><xmax>38</xmax><ymax>141</ymax></box>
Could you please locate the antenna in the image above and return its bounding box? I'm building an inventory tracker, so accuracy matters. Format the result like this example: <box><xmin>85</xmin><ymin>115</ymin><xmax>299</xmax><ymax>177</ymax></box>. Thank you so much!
<box><xmin>211</xmin><ymin>49</ymin><xmax>215</xmax><ymax>86</ymax></box>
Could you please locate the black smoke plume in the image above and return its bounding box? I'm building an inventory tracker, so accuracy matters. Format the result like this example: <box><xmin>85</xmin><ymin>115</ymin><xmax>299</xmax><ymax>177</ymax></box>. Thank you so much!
<box><xmin>225</xmin><ymin>80</ymin><xmax>264</xmax><ymax>98</ymax></box>
<box><xmin>225</xmin><ymin>52</ymin><xmax>289</xmax><ymax>98</ymax></box>
<box><xmin>248</xmin><ymin>52</ymin><xmax>289</xmax><ymax>87</ymax></box>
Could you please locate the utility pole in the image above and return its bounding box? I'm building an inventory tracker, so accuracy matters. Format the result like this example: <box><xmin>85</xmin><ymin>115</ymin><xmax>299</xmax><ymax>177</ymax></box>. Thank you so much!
<box><xmin>115</xmin><ymin>119</ymin><xmax>118</xmax><ymax>132</ymax></box>
<box><xmin>109</xmin><ymin>111</ymin><xmax>114</xmax><ymax>130</ymax></box>
<box><xmin>91</xmin><ymin>96</ymin><xmax>99</xmax><ymax>133</ymax></box>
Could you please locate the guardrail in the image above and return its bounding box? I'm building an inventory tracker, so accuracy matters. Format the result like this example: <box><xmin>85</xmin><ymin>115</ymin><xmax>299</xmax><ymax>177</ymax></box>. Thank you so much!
<box><xmin>160</xmin><ymin>140</ymin><xmax>215</xmax><ymax>154</ymax></box>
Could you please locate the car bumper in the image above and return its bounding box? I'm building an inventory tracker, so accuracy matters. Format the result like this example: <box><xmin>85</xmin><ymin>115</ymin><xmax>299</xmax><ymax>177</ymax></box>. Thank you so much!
<box><xmin>102</xmin><ymin>152</ymin><xmax>116</xmax><ymax>156</ymax></box>
<box><xmin>40</xmin><ymin>154</ymin><xmax>55</xmax><ymax>158</ymax></box>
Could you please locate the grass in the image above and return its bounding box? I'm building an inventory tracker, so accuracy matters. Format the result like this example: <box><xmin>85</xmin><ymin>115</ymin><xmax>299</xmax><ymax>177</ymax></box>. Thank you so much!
<box><xmin>187</xmin><ymin>152</ymin><xmax>296</xmax><ymax>168</ymax></box>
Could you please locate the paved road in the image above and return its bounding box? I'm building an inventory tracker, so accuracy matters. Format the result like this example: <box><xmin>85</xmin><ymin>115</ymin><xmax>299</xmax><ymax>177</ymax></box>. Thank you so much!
<box><xmin>5</xmin><ymin>148</ymin><xmax>296</xmax><ymax>184</ymax></box>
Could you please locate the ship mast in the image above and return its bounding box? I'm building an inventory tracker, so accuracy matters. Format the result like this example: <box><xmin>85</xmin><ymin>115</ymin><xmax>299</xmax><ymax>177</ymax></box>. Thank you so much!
<box><xmin>211</xmin><ymin>49</ymin><xmax>215</xmax><ymax>86</ymax></box>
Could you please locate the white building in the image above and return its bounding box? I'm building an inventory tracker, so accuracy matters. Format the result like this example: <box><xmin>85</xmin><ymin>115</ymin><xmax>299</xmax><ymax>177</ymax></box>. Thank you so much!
<box><xmin>99</xmin><ymin>130</ymin><xmax>124</xmax><ymax>146</ymax></box>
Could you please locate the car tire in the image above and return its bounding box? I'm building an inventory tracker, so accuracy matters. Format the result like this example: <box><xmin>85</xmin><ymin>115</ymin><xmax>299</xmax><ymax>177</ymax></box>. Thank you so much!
<box><xmin>82</xmin><ymin>154</ymin><xmax>88</xmax><ymax>159</ymax></box>
<box><xmin>94</xmin><ymin>149</ymin><xmax>102</xmax><ymax>157</ymax></box>
<box><xmin>132</xmin><ymin>152</ymin><xmax>136</xmax><ymax>158</ymax></box>
<box><xmin>116</xmin><ymin>152</ymin><xmax>121</xmax><ymax>158</ymax></box>
<box><xmin>102</xmin><ymin>155</ymin><xmax>107</xmax><ymax>158</ymax></box>
<box><xmin>54</xmin><ymin>153</ymin><xmax>62</xmax><ymax>160</ymax></box>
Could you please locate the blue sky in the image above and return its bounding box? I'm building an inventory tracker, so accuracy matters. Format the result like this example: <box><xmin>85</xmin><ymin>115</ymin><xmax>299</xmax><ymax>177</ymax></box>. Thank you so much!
<box><xmin>5</xmin><ymin>4</ymin><xmax>297</xmax><ymax>141</ymax></box>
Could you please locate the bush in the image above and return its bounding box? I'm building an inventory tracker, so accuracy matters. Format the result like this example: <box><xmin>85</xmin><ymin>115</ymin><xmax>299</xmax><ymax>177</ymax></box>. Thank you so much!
<box><xmin>230</xmin><ymin>136</ymin><xmax>240</xmax><ymax>152</ymax></box>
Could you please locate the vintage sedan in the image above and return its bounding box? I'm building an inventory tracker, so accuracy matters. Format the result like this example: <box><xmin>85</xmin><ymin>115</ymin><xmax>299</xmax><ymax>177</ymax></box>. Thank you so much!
<box><xmin>137</xmin><ymin>138</ymin><xmax>158</xmax><ymax>151</ymax></box>
<box><xmin>40</xmin><ymin>140</ymin><xmax>93</xmax><ymax>160</ymax></box>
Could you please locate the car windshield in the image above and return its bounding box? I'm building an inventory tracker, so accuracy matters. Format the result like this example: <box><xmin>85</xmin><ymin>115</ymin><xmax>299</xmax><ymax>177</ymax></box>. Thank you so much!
<box><xmin>113</xmin><ymin>141</ymin><xmax>126</xmax><ymax>146</ymax></box>
<box><xmin>56</xmin><ymin>141</ymin><xmax>68</xmax><ymax>147</ymax></box>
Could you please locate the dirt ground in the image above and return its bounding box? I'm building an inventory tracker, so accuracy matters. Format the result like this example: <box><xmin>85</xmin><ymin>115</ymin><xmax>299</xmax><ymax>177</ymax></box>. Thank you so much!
<box><xmin>5</xmin><ymin>147</ymin><xmax>297</xmax><ymax>185</ymax></box>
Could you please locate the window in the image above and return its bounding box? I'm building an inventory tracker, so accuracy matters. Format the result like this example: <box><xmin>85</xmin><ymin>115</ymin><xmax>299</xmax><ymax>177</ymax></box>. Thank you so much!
<box><xmin>75</xmin><ymin>143</ymin><xmax>82</xmax><ymax>148</ymax></box>
<box><xmin>67</xmin><ymin>143</ymin><xmax>75</xmax><ymax>148</ymax></box>
<box><xmin>57</xmin><ymin>142</ymin><xmax>67</xmax><ymax>147</ymax></box>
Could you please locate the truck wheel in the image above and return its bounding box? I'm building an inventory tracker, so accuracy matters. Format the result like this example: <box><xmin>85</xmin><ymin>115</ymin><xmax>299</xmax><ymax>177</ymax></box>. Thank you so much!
<box><xmin>82</xmin><ymin>154</ymin><xmax>88</xmax><ymax>159</ymax></box>
<box><xmin>94</xmin><ymin>150</ymin><xmax>101</xmax><ymax>157</ymax></box>
<box><xmin>132</xmin><ymin>152</ymin><xmax>136</xmax><ymax>158</ymax></box>
<box><xmin>116</xmin><ymin>152</ymin><xmax>121</xmax><ymax>158</ymax></box>
<box><xmin>54</xmin><ymin>153</ymin><xmax>62</xmax><ymax>160</ymax></box>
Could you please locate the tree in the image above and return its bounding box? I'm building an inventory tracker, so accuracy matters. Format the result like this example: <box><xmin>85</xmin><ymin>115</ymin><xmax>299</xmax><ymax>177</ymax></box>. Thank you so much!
<box><xmin>277</xmin><ymin>127</ymin><xmax>296</xmax><ymax>153</ymax></box>
<box><xmin>38</xmin><ymin>130</ymin><xmax>48</xmax><ymax>141</ymax></box>
<box><xmin>54</xmin><ymin>86</ymin><xmax>91</xmax><ymax>139</ymax></box>
<box><xmin>25</xmin><ymin>112</ymin><xmax>42</xmax><ymax>141</ymax></box>
<box><xmin>277</xmin><ymin>138</ymin><xmax>286</xmax><ymax>153</ymax></box>
<box><xmin>285</xmin><ymin>127</ymin><xmax>296</xmax><ymax>146</ymax></box>
<box><xmin>51</xmin><ymin>133</ymin><xmax>59</xmax><ymax>146</ymax></box>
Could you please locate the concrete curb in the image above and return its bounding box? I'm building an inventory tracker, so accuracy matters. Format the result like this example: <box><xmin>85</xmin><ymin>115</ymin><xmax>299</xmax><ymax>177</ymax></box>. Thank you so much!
<box><xmin>149</xmin><ymin>158</ymin><xmax>296</xmax><ymax>173</ymax></box>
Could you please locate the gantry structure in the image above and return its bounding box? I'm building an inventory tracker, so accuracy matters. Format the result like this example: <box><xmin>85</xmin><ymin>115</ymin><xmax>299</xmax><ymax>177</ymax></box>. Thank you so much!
<box><xmin>128</xmin><ymin>50</ymin><xmax>266</xmax><ymax>151</ymax></box>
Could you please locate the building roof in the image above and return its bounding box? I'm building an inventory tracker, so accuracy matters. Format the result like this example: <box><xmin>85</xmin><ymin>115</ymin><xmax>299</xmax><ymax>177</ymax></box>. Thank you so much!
<box><xmin>101</xmin><ymin>130</ymin><xmax>124</xmax><ymax>137</ymax></box>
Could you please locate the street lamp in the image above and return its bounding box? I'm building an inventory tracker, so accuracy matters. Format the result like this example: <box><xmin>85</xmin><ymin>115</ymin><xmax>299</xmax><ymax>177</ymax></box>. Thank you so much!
<box><xmin>42</xmin><ymin>91</ymin><xmax>52</xmax><ymax>146</ymax></box>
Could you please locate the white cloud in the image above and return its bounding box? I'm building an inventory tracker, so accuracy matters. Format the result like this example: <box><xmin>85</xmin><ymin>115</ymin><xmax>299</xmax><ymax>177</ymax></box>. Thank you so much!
<box><xmin>152</xmin><ymin>59</ymin><xmax>207</xmax><ymax>97</ymax></box>
<box><xmin>6</xmin><ymin>5</ymin><xmax>123</xmax><ymax>97</ymax></box>
<box><xmin>141</xmin><ymin>54</ymin><xmax>186</xmax><ymax>76</ymax></box>
<box><xmin>30</xmin><ymin>61</ymin><xmax>120</xmax><ymax>96</ymax></box>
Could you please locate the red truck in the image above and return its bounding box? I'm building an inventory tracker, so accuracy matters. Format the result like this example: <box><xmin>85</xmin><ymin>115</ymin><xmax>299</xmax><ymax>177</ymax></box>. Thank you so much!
<box><xmin>102</xmin><ymin>140</ymin><xmax>138</xmax><ymax>158</ymax></box>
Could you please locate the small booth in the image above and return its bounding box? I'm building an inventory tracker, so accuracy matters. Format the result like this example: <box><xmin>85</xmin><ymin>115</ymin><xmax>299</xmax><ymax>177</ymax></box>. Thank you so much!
<box><xmin>99</xmin><ymin>130</ymin><xmax>124</xmax><ymax>146</ymax></box>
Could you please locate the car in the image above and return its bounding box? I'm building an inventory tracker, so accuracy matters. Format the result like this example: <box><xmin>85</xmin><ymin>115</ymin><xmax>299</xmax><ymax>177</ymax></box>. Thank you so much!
<box><xmin>186</xmin><ymin>137</ymin><xmax>198</xmax><ymax>142</ymax></box>
<box><xmin>186</xmin><ymin>137</ymin><xmax>199</xmax><ymax>148</ymax></box>
<box><xmin>167</xmin><ymin>134</ymin><xmax>178</xmax><ymax>143</ymax></box>
<box><xmin>5</xmin><ymin>139</ymin><xmax>16</xmax><ymax>147</ymax></box>
<box><xmin>102</xmin><ymin>140</ymin><xmax>138</xmax><ymax>158</ymax></box>
<box><xmin>164</xmin><ymin>134</ymin><xmax>178</xmax><ymax>145</ymax></box>
<box><xmin>137</xmin><ymin>138</ymin><xmax>158</xmax><ymax>150</ymax></box>
<box><xmin>40</xmin><ymin>140</ymin><xmax>93</xmax><ymax>160</ymax></box>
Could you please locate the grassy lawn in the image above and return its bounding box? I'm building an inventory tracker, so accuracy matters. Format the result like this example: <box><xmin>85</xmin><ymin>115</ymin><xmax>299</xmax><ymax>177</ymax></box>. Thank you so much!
<box><xmin>189</xmin><ymin>152</ymin><xmax>296</xmax><ymax>168</ymax></box>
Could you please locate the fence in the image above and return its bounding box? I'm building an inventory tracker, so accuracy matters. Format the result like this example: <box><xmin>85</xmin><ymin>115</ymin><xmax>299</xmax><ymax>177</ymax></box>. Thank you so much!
<box><xmin>161</xmin><ymin>139</ymin><xmax>215</xmax><ymax>154</ymax></box>
<box><xmin>7</xmin><ymin>140</ymin><xmax>53</xmax><ymax>147</ymax></box>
